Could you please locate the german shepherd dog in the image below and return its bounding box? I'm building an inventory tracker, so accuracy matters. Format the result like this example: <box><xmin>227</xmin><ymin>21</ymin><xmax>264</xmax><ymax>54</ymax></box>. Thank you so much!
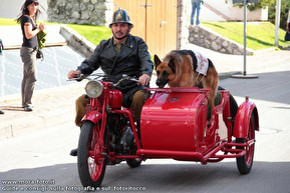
<box><xmin>154</xmin><ymin>50</ymin><xmax>219</xmax><ymax>109</ymax></box>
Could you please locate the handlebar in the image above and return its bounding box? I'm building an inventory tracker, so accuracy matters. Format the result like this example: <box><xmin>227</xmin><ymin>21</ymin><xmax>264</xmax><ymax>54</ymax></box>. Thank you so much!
<box><xmin>113</xmin><ymin>75</ymin><xmax>138</xmax><ymax>87</ymax></box>
<box><xmin>67</xmin><ymin>73</ymin><xmax>104</xmax><ymax>81</ymax></box>
<box><xmin>68</xmin><ymin>73</ymin><xmax>139</xmax><ymax>87</ymax></box>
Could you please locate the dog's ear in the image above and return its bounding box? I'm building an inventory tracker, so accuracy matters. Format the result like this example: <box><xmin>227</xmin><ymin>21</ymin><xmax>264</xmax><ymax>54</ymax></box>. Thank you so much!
<box><xmin>154</xmin><ymin>55</ymin><xmax>161</xmax><ymax>69</ymax></box>
<box><xmin>168</xmin><ymin>58</ymin><xmax>176</xmax><ymax>73</ymax></box>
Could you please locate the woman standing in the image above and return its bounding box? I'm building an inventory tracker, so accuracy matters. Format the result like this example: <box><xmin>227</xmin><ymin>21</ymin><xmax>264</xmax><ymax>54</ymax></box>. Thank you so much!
<box><xmin>16</xmin><ymin>0</ymin><xmax>44</xmax><ymax>111</ymax></box>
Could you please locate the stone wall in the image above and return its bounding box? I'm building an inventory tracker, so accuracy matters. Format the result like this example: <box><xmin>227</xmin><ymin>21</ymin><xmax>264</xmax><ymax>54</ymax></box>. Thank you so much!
<box><xmin>188</xmin><ymin>26</ymin><xmax>253</xmax><ymax>55</ymax></box>
<box><xmin>47</xmin><ymin>0</ymin><xmax>114</xmax><ymax>26</ymax></box>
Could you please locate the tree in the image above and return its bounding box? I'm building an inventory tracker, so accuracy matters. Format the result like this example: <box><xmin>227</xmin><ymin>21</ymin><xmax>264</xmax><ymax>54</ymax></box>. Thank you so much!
<box><xmin>245</xmin><ymin>0</ymin><xmax>275</xmax><ymax>11</ymax></box>
<box><xmin>268</xmin><ymin>0</ymin><xmax>290</xmax><ymax>30</ymax></box>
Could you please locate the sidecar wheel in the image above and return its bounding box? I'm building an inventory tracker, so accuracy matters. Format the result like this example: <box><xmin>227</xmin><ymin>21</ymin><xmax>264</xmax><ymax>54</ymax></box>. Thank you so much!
<box><xmin>236</xmin><ymin>114</ymin><xmax>255</xmax><ymax>174</ymax></box>
<box><xmin>218</xmin><ymin>86</ymin><xmax>238</xmax><ymax>136</ymax></box>
<box><xmin>126</xmin><ymin>158</ymin><xmax>142</xmax><ymax>168</ymax></box>
<box><xmin>78</xmin><ymin>121</ymin><xmax>107</xmax><ymax>187</ymax></box>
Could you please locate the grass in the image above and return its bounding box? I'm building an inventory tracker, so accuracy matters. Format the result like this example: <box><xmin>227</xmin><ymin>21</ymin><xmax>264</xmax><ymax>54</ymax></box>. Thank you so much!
<box><xmin>203</xmin><ymin>21</ymin><xmax>290</xmax><ymax>50</ymax></box>
<box><xmin>67</xmin><ymin>24</ymin><xmax>111</xmax><ymax>45</ymax></box>
<box><xmin>0</xmin><ymin>18</ymin><xmax>18</xmax><ymax>25</ymax></box>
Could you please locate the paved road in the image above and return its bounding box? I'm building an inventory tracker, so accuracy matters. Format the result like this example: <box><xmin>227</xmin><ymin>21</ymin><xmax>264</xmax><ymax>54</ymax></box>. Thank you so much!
<box><xmin>1</xmin><ymin>68</ymin><xmax>290</xmax><ymax>193</ymax></box>
<box><xmin>0</xmin><ymin>120</ymin><xmax>289</xmax><ymax>193</ymax></box>
<box><xmin>0</xmin><ymin>46</ymin><xmax>83</xmax><ymax>97</ymax></box>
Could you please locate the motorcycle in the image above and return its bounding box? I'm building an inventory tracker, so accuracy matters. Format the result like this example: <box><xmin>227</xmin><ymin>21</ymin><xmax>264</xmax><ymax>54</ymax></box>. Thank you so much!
<box><xmin>73</xmin><ymin>74</ymin><xmax>259</xmax><ymax>188</ymax></box>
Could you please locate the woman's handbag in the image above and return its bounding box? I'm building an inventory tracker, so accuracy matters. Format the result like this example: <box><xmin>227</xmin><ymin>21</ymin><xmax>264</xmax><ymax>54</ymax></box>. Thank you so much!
<box><xmin>36</xmin><ymin>48</ymin><xmax>43</xmax><ymax>60</ymax></box>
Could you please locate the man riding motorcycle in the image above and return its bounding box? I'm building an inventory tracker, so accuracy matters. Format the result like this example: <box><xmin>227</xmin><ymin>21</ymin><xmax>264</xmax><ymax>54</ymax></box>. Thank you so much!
<box><xmin>67</xmin><ymin>8</ymin><xmax>153</xmax><ymax>156</ymax></box>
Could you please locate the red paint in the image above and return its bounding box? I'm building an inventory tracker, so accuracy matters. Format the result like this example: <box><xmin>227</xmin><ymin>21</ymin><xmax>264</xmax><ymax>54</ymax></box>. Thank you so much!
<box><xmin>233</xmin><ymin>100</ymin><xmax>259</xmax><ymax>138</ymax></box>
<box><xmin>77</xmin><ymin>81</ymin><xmax>259</xmax><ymax>186</ymax></box>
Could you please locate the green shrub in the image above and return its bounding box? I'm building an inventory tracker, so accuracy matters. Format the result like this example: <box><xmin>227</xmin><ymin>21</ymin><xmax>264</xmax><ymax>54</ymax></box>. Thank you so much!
<box><xmin>245</xmin><ymin>0</ymin><xmax>275</xmax><ymax>11</ymax></box>
<box><xmin>228</xmin><ymin>0</ymin><xmax>275</xmax><ymax>11</ymax></box>
<box><xmin>268</xmin><ymin>0</ymin><xmax>290</xmax><ymax>30</ymax></box>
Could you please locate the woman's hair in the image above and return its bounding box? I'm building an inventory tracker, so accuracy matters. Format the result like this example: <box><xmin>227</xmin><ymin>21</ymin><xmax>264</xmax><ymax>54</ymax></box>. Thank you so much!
<box><xmin>16</xmin><ymin>0</ymin><xmax>41</xmax><ymax>23</ymax></box>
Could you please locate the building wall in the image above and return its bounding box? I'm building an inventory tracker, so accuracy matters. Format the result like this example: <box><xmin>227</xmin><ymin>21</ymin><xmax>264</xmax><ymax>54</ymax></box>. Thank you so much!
<box><xmin>114</xmin><ymin>0</ymin><xmax>178</xmax><ymax>58</ymax></box>
<box><xmin>201</xmin><ymin>0</ymin><xmax>268</xmax><ymax>21</ymax></box>
<box><xmin>229</xmin><ymin>6</ymin><xmax>268</xmax><ymax>21</ymax></box>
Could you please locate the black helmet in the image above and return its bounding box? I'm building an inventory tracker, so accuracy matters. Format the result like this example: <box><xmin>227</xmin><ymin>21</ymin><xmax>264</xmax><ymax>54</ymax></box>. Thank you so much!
<box><xmin>109</xmin><ymin>8</ymin><xmax>133</xmax><ymax>27</ymax></box>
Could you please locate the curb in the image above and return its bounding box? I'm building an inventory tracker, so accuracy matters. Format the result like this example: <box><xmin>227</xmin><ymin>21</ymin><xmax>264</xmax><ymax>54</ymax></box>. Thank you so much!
<box><xmin>0</xmin><ymin>109</ymin><xmax>74</xmax><ymax>140</ymax></box>
<box><xmin>0</xmin><ymin>82</ymin><xmax>86</xmax><ymax>141</ymax></box>
<box><xmin>279</xmin><ymin>44</ymin><xmax>290</xmax><ymax>50</ymax></box>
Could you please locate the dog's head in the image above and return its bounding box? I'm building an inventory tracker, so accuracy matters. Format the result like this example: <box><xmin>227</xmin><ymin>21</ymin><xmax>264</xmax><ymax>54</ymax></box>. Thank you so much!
<box><xmin>154</xmin><ymin>55</ymin><xmax>176</xmax><ymax>88</ymax></box>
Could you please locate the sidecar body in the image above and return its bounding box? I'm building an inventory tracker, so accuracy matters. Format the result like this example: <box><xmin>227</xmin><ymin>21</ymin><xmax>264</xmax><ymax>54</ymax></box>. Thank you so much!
<box><xmin>138</xmin><ymin>87</ymin><xmax>259</xmax><ymax>165</ymax></box>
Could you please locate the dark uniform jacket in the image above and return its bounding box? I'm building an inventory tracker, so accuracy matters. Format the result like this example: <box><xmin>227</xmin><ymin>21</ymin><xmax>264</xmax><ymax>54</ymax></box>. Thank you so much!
<box><xmin>77</xmin><ymin>34</ymin><xmax>153</xmax><ymax>79</ymax></box>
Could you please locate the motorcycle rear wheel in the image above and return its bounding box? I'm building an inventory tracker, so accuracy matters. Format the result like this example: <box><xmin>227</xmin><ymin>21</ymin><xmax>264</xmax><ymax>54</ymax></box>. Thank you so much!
<box><xmin>126</xmin><ymin>158</ymin><xmax>142</xmax><ymax>168</ymax></box>
<box><xmin>77</xmin><ymin>121</ymin><xmax>107</xmax><ymax>187</ymax></box>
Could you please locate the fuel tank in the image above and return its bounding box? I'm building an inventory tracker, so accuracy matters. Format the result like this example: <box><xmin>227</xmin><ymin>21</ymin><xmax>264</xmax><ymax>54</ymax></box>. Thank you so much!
<box><xmin>109</xmin><ymin>89</ymin><xmax>123</xmax><ymax>109</ymax></box>
<box><xmin>141</xmin><ymin>88</ymin><xmax>209</xmax><ymax>151</ymax></box>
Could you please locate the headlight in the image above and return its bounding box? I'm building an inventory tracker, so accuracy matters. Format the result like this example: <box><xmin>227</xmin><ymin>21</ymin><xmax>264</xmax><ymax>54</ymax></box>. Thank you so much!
<box><xmin>85</xmin><ymin>80</ymin><xmax>103</xmax><ymax>98</ymax></box>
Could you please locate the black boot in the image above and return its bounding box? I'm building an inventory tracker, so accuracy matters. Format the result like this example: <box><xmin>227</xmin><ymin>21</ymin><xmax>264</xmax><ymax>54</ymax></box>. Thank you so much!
<box><xmin>70</xmin><ymin>148</ymin><xmax>78</xmax><ymax>156</ymax></box>
<box><xmin>0</xmin><ymin>109</ymin><xmax>4</xmax><ymax>114</ymax></box>
<box><xmin>120</xmin><ymin>126</ymin><xmax>134</xmax><ymax>150</ymax></box>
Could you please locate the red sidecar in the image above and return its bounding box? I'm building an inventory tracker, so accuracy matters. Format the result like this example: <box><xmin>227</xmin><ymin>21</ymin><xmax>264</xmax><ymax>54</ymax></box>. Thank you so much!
<box><xmin>140</xmin><ymin>87</ymin><xmax>259</xmax><ymax>167</ymax></box>
<box><xmin>76</xmin><ymin>78</ymin><xmax>259</xmax><ymax>188</ymax></box>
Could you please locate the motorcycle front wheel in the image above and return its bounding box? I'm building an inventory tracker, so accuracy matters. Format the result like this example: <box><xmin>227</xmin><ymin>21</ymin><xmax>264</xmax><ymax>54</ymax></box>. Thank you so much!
<box><xmin>77</xmin><ymin>121</ymin><xmax>107</xmax><ymax>188</ymax></box>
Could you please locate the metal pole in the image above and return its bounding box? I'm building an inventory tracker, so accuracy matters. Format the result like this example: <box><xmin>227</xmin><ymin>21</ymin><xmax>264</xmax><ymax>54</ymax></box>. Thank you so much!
<box><xmin>243</xmin><ymin>0</ymin><xmax>247</xmax><ymax>76</ymax></box>
<box><xmin>231</xmin><ymin>0</ymin><xmax>258</xmax><ymax>79</ymax></box>
<box><xmin>274</xmin><ymin>0</ymin><xmax>281</xmax><ymax>47</ymax></box>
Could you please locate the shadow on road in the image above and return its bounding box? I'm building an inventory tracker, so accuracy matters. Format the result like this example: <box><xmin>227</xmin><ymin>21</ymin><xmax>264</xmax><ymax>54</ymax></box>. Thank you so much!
<box><xmin>221</xmin><ymin>71</ymin><xmax>290</xmax><ymax>105</ymax></box>
<box><xmin>1</xmin><ymin>161</ymin><xmax>290</xmax><ymax>193</ymax></box>
<box><xmin>0</xmin><ymin>105</ymin><xmax>24</xmax><ymax>112</ymax></box>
